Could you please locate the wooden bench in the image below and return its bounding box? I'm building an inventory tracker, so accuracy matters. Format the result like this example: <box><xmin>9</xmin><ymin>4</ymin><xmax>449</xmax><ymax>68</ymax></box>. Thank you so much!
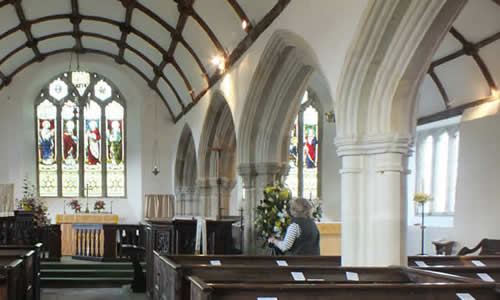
<box><xmin>0</xmin><ymin>244</ymin><xmax>42</xmax><ymax>300</ymax></box>
<box><xmin>408</xmin><ymin>255</ymin><xmax>500</xmax><ymax>267</ymax></box>
<box><xmin>413</xmin><ymin>266</ymin><xmax>500</xmax><ymax>283</ymax></box>
<box><xmin>458</xmin><ymin>239</ymin><xmax>500</xmax><ymax>256</ymax></box>
<box><xmin>0</xmin><ymin>258</ymin><xmax>25</xmax><ymax>300</ymax></box>
<box><xmin>188</xmin><ymin>267</ymin><xmax>498</xmax><ymax>300</ymax></box>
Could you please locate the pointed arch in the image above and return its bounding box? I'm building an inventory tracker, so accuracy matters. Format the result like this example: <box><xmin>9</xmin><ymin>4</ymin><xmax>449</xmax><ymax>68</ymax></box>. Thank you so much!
<box><xmin>174</xmin><ymin>124</ymin><xmax>198</xmax><ymax>216</ymax></box>
<box><xmin>197</xmin><ymin>91</ymin><xmax>237</xmax><ymax>217</ymax></box>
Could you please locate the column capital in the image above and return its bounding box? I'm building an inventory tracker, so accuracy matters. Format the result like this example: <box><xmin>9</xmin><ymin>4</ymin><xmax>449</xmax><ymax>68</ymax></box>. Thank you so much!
<box><xmin>335</xmin><ymin>134</ymin><xmax>413</xmax><ymax>157</ymax></box>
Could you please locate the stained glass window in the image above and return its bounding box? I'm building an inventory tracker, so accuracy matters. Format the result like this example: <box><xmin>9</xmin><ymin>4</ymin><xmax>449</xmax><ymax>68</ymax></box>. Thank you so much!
<box><xmin>37</xmin><ymin>100</ymin><xmax>58</xmax><ymax>197</ymax></box>
<box><xmin>105</xmin><ymin>101</ymin><xmax>125</xmax><ymax>197</ymax></box>
<box><xmin>61</xmin><ymin>101</ymin><xmax>79</xmax><ymax>197</ymax></box>
<box><xmin>285</xmin><ymin>90</ymin><xmax>321</xmax><ymax>200</ymax></box>
<box><xmin>35</xmin><ymin>72</ymin><xmax>126</xmax><ymax>198</ymax></box>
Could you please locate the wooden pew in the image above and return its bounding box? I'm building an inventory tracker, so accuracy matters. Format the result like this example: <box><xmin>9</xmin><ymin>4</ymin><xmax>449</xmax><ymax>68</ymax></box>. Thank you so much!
<box><xmin>0</xmin><ymin>244</ymin><xmax>42</xmax><ymax>300</ymax></box>
<box><xmin>408</xmin><ymin>255</ymin><xmax>500</xmax><ymax>267</ymax></box>
<box><xmin>413</xmin><ymin>266</ymin><xmax>500</xmax><ymax>283</ymax></box>
<box><xmin>0</xmin><ymin>259</ymin><xmax>24</xmax><ymax>300</ymax></box>
<box><xmin>188</xmin><ymin>267</ymin><xmax>498</xmax><ymax>300</ymax></box>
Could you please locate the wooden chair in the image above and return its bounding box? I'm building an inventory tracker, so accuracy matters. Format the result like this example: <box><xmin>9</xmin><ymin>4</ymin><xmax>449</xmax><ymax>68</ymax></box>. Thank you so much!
<box><xmin>457</xmin><ymin>238</ymin><xmax>500</xmax><ymax>255</ymax></box>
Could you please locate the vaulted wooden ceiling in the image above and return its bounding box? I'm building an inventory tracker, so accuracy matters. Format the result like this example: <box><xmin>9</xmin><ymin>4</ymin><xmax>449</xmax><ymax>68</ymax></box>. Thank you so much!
<box><xmin>418</xmin><ymin>0</ymin><xmax>500</xmax><ymax>124</ymax></box>
<box><xmin>0</xmin><ymin>0</ymin><xmax>290</xmax><ymax>121</ymax></box>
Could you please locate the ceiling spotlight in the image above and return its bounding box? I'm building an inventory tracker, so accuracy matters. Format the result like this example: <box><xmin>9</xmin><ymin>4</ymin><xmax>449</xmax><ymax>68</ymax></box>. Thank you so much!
<box><xmin>492</xmin><ymin>89</ymin><xmax>499</xmax><ymax>100</ymax></box>
<box><xmin>212</xmin><ymin>55</ymin><xmax>225</xmax><ymax>72</ymax></box>
<box><xmin>242</xmin><ymin>20</ymin><xmax>248</xmax><ymax>30</ymax></box>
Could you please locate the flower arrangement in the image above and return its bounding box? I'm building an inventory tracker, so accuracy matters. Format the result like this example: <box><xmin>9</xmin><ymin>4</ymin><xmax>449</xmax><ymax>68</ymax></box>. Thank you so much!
<box><xmin>94</xmin><ymin>200</ymin><xmax>105</xmax><ymax>212</ymax></box>
<box><xmin>311</xmin><ymin>198</ymin><xmax>323</xmax><ymax>222</ymax></box>
<box><xmin>254</xmin><ymin>184</ymin><xmax>292</xmax><ymax>246</ymax></box>
<box><xmin>414</xmin><ymin>192</ymin><xmax>432</xmax><ymax>203</ymax></box>
<box><xmin>20</xmin><ymin>177</ymin><xmax>36</xmax><ymax>210</ymax></box>
<box><xmin>17</xmin><ymin>177</ymin><xmax>50</xmax><ymax>228</ymax></box>
<box><xmin>33</xmin><ymin>200</ymin><xmax>49</xmax><ymax>228</ymax></box>
<box><xmin>68</xmin><ymin>199</ymin><xmax>81</xmax><ymax>213</ymax></box>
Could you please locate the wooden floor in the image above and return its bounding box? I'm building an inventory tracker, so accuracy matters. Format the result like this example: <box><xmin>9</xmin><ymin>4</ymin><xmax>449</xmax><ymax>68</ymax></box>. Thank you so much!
<box><xmin>41</xmin><ymin>288</ymin><xmax>147</xmax><ymax>300</ymax></box>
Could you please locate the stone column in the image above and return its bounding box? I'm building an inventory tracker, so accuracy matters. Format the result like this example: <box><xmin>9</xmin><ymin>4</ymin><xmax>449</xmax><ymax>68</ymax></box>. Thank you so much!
<box><xmin>336</xmin><ymin>137</ymin><xmax>411</xmax><ymax>266</ymax></box>
<box><xmin>238</xmin><ymin>162</ymin><xmax>286</xmax><ymax>254</ymax></box>
<box><xmin>196</xmin><ymin>177</ymin><xmax>235</xmax><ymax>217</ymax></box>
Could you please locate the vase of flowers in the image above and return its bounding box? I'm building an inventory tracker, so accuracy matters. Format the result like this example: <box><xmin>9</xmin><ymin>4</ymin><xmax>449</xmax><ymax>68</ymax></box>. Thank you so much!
<box><xmin>414</xmin><ymin>192</ymin><xmax>432</xmax><ymax>255</ymax></box>
<box><xmin>17</xmin><ymin>177</ymin><xmax>50</xmax><ymax>227</ymax></box>
<box><xmin>254</xmin><ymin>184</ymin><xmax>292</xmax><ymax>251</ymax></box>
<box><xmin>68</xmin><ymin>199</ymin><xmax>81</xmax><ymax>213</ymax></box>
<box><xmin>94</xmin><ymin>200</ymin><xmax>105</xmax><ymax>213</ymax></box>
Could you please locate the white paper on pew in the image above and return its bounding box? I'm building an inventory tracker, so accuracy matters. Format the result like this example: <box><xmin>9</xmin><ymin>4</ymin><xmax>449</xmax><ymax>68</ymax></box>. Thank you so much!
<box><xmin>472</xmin><ymin>260</ymin><xmax>486</xmax><ymax>267</ymax></box>
<box><xmin>456</xmin><ymin>293</ymin><xmax>476</xmax><ymax>300</ymax></box>
<box><xmin>291</xmin><ymin>272</ymin><xmax>306</xmax><ymax>281</ymax></box>
<box><xmin>257</xmin><ymin>298</ymin><xmax>278</xmax><ymax>300</ymax></box>
<box><xmin>414</xmin><ymin>260</ymin><xmax>428</xmax><ymax>267</ymax></box>
<box><xmin>276</xmin><ymin>260</ymin><xmax>288</xmax><ymax>266</ymax></box>
<box><xmin>307</xmin><ymin>278</ymin><xmax>325</xmax><ymax>282</ymax></box>
<box><xmin>210</xmin><ymin>260</ymin><xmax>222</xmax><ymax>266</ymax></box>
<box><xmin>477</xmin><ymin>273</ymin><xmax>495</xmax><ymax>282</ymax></box>
<box><xmin>346</xmin><ymin>271</ymin><xmax>359</xmax><ymax>281</ymax></box>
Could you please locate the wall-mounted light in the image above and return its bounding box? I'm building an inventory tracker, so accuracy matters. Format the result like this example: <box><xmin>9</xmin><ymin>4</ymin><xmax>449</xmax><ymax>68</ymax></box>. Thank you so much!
<box><xmin>492</xmin><ymin>89</ymin><xmax>499</xmax><ymax>100</ymax></box>
<box><xmin>212</xmin><ymin>55</ymin><xmax>225</xmax><ymax>72</ymax></box>
<box><xmin>325</xmin><ymin>111</ymin><xmax>335</xmax><ymax>123</ymax></box>
<box><xmin>241</xmin><ymin>20</ymin><xmax>248</xmax><ymax>30</ymax></box>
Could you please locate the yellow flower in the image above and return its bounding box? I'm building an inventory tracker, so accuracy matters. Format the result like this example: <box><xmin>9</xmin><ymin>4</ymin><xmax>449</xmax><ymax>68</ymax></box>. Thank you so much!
<box><xmin>279</xmin><ymin>189</ymin><xmax>289</xmax><ymax>200</ymax></box>
<box><xmin>275</xmin><ymin>221</ymin><xmax>281</xmax><ymax>227</ymax></box>
<box><xmin>414</xmin><ymin>192</ymin><xmax>432</xmax><ymax>203</ymax></box>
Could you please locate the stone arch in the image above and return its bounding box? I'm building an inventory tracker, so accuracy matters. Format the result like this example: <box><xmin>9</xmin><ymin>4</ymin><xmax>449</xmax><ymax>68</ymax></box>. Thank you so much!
<box><xmin>334</xmin><ymin>0</ymin><xmax>466</xmax><ymax>265</ymax></box>
<box><xmin>237</xmin><ymin>30</ymin><xmax>329</xmax><ymax>253</ymax></box>
<box><xmin>197</xmin><ymin>91</ymin><xmax>237</xmax><ymax>218</ymax></box>
<box><xmin>174</xmin><ymin>124</ymin><xmax>199</xmax><ymax>215</ymax></box>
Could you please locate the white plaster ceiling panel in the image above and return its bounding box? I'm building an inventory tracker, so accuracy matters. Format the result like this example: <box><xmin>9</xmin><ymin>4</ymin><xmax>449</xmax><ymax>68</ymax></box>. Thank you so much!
<box><xmin>417</xmin><ymin>75</ymin><xmax>447</xmax><ymax>117</ymax></box>
<box><xmin>432</xmin><ymin>32</ymin><xmax>462</xmax><ymax>61</ymax></box>
<box><xmin>158</xmin><ymin>77</ymin><xmax>182</xmax><ymax>116</ymax></box>
<box><xmin>0</xmin><ymin>5</ymin><xmax>19</xmax><ymax>36</ymax></box>
<box><xmin>79</xmin><ymin>0</ymin><xmax>126</xmax><ymax>23</ymax></box>
<box><xmin>38</xmin><ymin>36</ymin><xmax>74</xmax><ymax>53</ymax></box>
<box><xmin>194</xmin><ymin>0</ymin><xmax>245</xmax><ymax>52</ymax></box>
<box><xmin>163</xmin><ymin>64</ymin><xmax>191</xmax><ymax>106</ymax></box>
<box><xmin>81</xmin><ymin>36</ymin><xmax>119</xmax><ymax>56</ymax></box>
<box><xmin>453</xmin><ymin>0</ymin><xmax>500</xmax><ymax>43</ymax></box>
<box><xmin>22</xmin><ymin>0</ymin><xmax>71</xmax><ymax>20</ymax></box>
<box><xmin>124</xmin><ymin>49</ymin><xmax>154</xmax><ymax>80</ymax></box>
<box><xmin>0</xmin><ymin>31</ymin><xmax>26</xmax><ymax>61</ymax></box>
<box><xmin>435</xmin><ymin>55</ymin><xmax>491</xmax><ymax>107</ymax></box>
<box><xmin>183</xmin><ymin>17</ymin><xmax>218</xmax><ymax>72</ymax></box>
<box><xmin>127</xmin><ymin>33</ymin><xmax>162</xmax><ymax>66</ymax></box>
<box><xmin>480</xmin><ymin>39</ymin><xmax>500</xmax><ymax>91</ymax></box>
<box><xmin>31</xmin><ymin>19</ymin><xmax>73</xmax><ymax>39</ymax></box>
<box><xmin>175</xmin><ymin>44</ymin><xmax>207</xmax><ymax>95</ymax></box>
<box><xmin>236</xmin><ymin>0</ymin><xmax>277</xmax><ymax>24</ymax></box>
<box><xmin>0</xmin><ymin>48</ymin><xmax>33</xmax><ymax>75</ymax></box>
<box><xmin>137</xmin><ymin>0</ymin><xmax>179</xmax><ymax>28</ymax></box>
<box><xmin>131</xmin><ymin>9</ymin><xmax>171</xmax><ymax>51</ymax></box>
<box><xmin>80</xmin><ymin>20</ymin><xmax>121</xmax><ymax>40</ymax></box>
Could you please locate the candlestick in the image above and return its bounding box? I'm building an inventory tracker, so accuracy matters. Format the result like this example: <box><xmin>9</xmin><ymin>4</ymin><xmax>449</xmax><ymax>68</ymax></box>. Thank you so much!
<box><xmin>63</xmin><ymin>200</ymin><xmax>66</xmax><ymax>214</ymax></box>
<box><xmin>85</xmin><ymin>184</ymin><xmax>90</xmax><ymax>213</ymax></box>
<box><xmin>110</xmin><ymin>200</ymin><xmax>113</xmax><ymax>214</ymax></box>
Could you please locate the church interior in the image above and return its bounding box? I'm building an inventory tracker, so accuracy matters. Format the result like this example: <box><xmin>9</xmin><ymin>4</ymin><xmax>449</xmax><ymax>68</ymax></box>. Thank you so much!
<box><xmin>1</xmin><ymin>0</ymin><xmax>500</xmax><ymax>299</ymax></box>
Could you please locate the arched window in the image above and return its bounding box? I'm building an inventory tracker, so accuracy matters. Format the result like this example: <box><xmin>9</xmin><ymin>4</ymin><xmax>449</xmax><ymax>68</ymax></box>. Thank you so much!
<box><xmin>285</xmin><ymin>90</ymin><xmax>322</xmax><ymax>199</ymax></box>
<box><xmin>36</xmin><ymin>71</ymin><xmax>126</xmax><ymax>198</ymax></box>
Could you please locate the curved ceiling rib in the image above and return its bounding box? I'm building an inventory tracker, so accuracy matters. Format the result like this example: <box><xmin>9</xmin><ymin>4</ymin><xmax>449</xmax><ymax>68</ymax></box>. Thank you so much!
<box><xmin>0</xmin><ymin>0</ymin><xmax>290</xmax><ymax>121</ymax></box>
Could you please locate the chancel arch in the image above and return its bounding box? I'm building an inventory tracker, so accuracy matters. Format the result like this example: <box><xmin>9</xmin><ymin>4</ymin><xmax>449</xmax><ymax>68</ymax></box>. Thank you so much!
<box><xmin>237</xmin><ymin>30</ymin><xmax>327</xmax><ymax>253</ymax></box>
<box><xmin>197</xmin><ymin>92</ymin><xmax>237</xmax><ymax>218</ymax></box>
<box><xmin>335</xmin><ymin>0</ymin><xmax>466</xmax><ymax>266</ymax></box>
<box><xmin>174</xmin><ymin>124</ymin><xmax>198</xmax><ymax>216</ymax></box>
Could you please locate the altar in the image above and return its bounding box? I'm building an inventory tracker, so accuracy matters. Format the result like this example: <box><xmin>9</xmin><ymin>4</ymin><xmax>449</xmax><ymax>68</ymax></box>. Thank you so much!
<box><xmin>56</xmin><ymin>214</ymin><xmax>118</xmax><ymax>256</ymax></box>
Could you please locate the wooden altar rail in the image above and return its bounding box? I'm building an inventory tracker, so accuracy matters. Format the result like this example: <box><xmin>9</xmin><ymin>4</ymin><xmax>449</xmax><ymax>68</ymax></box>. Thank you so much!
<box><xmin>72</xmin><ymin>224</ymin><xmax>143</xmax><ymax>262</ymax></box>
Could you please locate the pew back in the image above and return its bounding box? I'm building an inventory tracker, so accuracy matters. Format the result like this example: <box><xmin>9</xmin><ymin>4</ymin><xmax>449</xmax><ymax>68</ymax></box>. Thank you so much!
<box><xmin>408</xmin><ymin>255</ymin><xmax>500</xmax><ymax>267</ymax></box>
<box><xmin>189</xmin><ymin>268</ymin><xmax>498</xmax><ymax>300</ymax></box>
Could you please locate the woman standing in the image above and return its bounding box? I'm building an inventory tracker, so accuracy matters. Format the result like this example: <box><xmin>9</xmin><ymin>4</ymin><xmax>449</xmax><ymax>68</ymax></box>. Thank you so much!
<box><xmin>268</xmin><ymin>197</ymin><xmax>320</xmax><ymax>255</ymax></box>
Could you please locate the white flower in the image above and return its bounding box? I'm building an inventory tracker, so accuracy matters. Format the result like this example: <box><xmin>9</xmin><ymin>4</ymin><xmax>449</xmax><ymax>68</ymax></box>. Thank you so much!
<box><xmin>273</xmin><ymin>226</ymin><xmax>280</xmax><ymax>233</ymax></box>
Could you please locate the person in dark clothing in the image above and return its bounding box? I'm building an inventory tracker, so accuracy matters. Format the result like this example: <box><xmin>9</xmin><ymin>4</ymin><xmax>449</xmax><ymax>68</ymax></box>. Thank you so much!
<box><xmin>267</xmin><ymin>197</ymin><xmax>320</xmax><ymax>255</ymax></box>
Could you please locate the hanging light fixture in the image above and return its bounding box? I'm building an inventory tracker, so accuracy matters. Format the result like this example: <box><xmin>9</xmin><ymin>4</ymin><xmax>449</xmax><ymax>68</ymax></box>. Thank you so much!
<box><xmin>152</xmin><ymin>101</ymin><xmax>160</xmax><ymax>176</ymax></box>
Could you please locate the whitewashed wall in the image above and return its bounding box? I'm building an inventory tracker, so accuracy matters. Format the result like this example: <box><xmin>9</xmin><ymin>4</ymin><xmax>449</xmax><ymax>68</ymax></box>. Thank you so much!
<box><xmin>407</xmin><ymin>110</ymin><xmax>500</xmax><ymax>255</ymax></box>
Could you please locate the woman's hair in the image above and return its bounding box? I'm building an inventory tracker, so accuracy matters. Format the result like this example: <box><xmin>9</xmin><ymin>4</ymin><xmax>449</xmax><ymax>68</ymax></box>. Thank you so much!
<box><xmin>290</xmin><ymin>197</ymin><xmax>313</xmax><ymax>218</ymax></box>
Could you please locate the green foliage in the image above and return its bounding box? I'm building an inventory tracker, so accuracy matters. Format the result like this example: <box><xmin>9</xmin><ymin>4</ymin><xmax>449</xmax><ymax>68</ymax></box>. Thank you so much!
<box><xmin>254</xmin><ymin>184</ymin><xmax>292</xmax><ymax>244</ymax></box>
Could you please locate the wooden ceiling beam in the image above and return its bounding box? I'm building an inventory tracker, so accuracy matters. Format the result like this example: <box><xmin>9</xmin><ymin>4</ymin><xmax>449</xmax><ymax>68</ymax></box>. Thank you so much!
<box><xmin>191</xmin><ymin>12</ymin><xmax>226</xmax><ymax>56</ymax></box>
<box><xmin>492</xmin><ymin>0</ymin><xmax>500</xmax><ymax>6</ymax></box>
<box><xmin>175</xmin><ymin>0</ymin><xmax>292</xmax><ymax>122</ymax></box>
<box><xmin>116</xmin><ymin>0</ymin><xmax>135</xmax><ymax>65</ymax></box>
<box><xmin>429</xmin><ymin>69</ymin><xmax>451</xmax><ymax>109</ymax></box>
<box><xmin>227</xmin><ymin>0</ymin><xmax>253</xmax><ymax>31</ymax></box>
<box><xmin>11</xmin><ymin>0</ymin><xmax>42</xmax><ymax>61</ymax></box>
<box><xmin>69</xmin><ymin>0</ymin><xmax>83</xmax><ymax>53</ymax></box>
<box><xmin>417</xmin><ymin>95</ymin><xmax>498</xmax><ymax>125</ymax></box>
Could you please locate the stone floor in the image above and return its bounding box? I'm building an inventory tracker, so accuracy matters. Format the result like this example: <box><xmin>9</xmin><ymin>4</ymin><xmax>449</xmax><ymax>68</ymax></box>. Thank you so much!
<box><xmin>41</xmin><ymin>288</ymin><xmax>148</xmax><ymax>300</ymax></box>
